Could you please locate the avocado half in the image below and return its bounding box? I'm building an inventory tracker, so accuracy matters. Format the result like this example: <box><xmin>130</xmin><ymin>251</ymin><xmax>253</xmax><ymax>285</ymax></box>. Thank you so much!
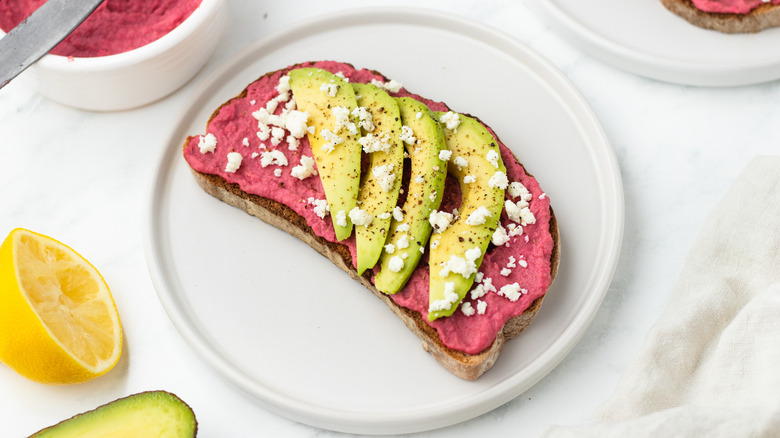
<box><xmin>29</xmin><ymin>390</ymin><xmax>197</xmax><ymax>438</ymax></box>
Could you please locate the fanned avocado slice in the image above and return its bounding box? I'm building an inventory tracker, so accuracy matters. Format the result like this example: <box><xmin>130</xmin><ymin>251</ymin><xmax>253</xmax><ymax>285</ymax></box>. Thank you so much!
<box><xmin>289</xmin><ymin>68</ymin><xmax>362</xmax><ymax>241</ymax></box>
<box><xmin>427</xmin><ymin>112</ymin><xmax>506</xmax><ymax>321</ymax></box>
<box><xmin>29</xmin><ymin>391</ymin><xmax>197</xmax><ymax>438</ymax></box>
<box><xmin>351</xmin><ymin>82</ymin><xmax>405</xmax><ymax>275</ymax></box>
<box><xmin>374</xmin><ymin>97</ymin><xmax>447</xmax><ymax>293</ymax></box>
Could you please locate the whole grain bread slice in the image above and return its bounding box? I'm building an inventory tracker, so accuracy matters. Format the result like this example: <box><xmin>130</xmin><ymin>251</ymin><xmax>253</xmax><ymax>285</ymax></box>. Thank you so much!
<box><xmin>188</xmin><ymin>168</ymin><xmax>559</xmax><ymax>380</ymax></box>
<box><xmin>183</xmin><ymin>63</ymin><xmax>560</xmax><ymax>380</ymax></box>
<box><xmin>661</xmin><ymin>0</ymin><xmax>780</xmax><ymax>33</ymax></box>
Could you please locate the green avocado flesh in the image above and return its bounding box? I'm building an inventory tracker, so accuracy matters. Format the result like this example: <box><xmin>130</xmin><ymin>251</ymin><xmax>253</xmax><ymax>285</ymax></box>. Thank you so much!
<box><xmin>29</xmin><ymin>391</ymin><xmax>197</xmax><ymax>438</ymax></box>
<box><xmin>374</xmin><ymin>97</ymin><xmax>447</xmax><ymax>294</ymax></box>
<box><xmin>351</xmin><ymin>82</ymin><xmax>405</xmax><ymax>275</ymax></box>
<box><xmin>289</xmin><ymin>68</ymin><xmax>362</xmax><ymax>241</ymax></box>
<box><xmin>427</xmin><ymin>112</ymin><xmax>506</xmax><ymax>321</ymax></box>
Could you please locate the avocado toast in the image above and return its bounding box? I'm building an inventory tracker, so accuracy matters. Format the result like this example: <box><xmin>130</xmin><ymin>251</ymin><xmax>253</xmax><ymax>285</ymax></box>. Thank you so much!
<box><xmin>182</xmin><ymin>61</ymin><xmax>559</xmax><ymax>380</ymax></box>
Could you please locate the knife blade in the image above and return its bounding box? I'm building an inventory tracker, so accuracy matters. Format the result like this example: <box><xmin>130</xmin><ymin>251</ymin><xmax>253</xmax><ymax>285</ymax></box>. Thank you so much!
<box><xmin>0</xmin><ymin>0</ymin><xmax>105</xmax><ymax>89</ymax></box>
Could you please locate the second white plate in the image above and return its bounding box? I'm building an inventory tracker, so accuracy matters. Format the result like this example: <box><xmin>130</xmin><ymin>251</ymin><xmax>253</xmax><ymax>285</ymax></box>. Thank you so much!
<box><xmin>144</xmin><ymin>7</ymin><xmax>623</xmax><ymax>435</ymax></box>
<box><xmin>527</xmin><ymin>0</ymin><xmax>780</xmax><ymax>86</ymax></box>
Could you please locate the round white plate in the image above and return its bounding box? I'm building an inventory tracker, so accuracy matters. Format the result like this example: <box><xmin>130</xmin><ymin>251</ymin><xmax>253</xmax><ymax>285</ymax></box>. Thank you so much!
<box><xmin>144</xmin><ymin>7</ymin><xmax>623</xmax><ymax>435</ymax></box>
<box><xmin>527</xmin><ymin>0</ymin><xmax>780</xmax><ymax>86</ymax></box>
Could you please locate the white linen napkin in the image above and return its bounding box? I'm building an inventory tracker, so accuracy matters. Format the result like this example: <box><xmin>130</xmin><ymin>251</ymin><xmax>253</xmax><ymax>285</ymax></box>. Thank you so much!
<box><xmin>541</xmin><ymin>156</ymin><xmax>780</xmax><ymax>438</ymax></box>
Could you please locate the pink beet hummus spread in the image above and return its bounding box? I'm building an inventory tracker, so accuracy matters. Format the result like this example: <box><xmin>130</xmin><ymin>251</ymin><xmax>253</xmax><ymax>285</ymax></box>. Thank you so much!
<box><xmin>0</xmin><ymin>0</ymin><xmax>201</xmax><ymax>57</ymax></box>
<box><xmin>183</xmin><ymin>61</ymin><xmax>555</xmax><ymax>355</ymax></box>
<box><xmin>692</xmin><ymin>0</ymin><xmax>780</xmax><ymax>14</ymax></box>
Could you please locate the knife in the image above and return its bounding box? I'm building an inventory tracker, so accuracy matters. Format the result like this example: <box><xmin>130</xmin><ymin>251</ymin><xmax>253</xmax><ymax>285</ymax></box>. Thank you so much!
<box><xmin>0</xmin><ymin>0</ymin><xmax>105</xmax><ymax>89</ymax></box>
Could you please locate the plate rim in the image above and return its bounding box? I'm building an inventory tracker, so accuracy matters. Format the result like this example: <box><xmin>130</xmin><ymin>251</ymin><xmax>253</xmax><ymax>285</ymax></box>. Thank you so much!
<box><xmin>143</xmin><ymin>6</ymin><xmax>624</xmax><ymax>434</ymax></box>
<box><xmin>528</xmin><ymin>0</ymin><xmax>780</xmax><ymax>86</ymax></box>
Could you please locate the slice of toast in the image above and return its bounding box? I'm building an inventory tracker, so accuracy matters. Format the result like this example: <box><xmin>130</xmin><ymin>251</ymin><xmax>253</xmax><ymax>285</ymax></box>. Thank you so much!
<box><xmin>661</xmin><ymin>0</ymin><xmax>780</xmax><ymax>33</ymax></box>
<box><xmin>183</xmin><ymin>62</ymin><xmax>560</xmax><ymax>380</ymax></box>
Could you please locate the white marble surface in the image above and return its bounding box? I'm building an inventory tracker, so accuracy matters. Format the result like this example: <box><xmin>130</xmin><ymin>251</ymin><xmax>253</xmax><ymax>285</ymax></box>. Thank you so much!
<box><xmin>0</xmin><ymin>0</ymin><xmax>777</xmax><ymax>436</ymax></box>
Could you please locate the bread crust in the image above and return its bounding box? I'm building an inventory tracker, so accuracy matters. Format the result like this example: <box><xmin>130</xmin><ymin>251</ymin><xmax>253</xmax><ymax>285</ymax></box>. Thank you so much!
<box><xmin>184</xmin><ymin>63</ymin><xmax>560</xmax><ymax>380</ymax></box>
<box><xmin>661</xmin><ymin>0</ymin><xmax>780</xmax><ymax>33</ymax></box>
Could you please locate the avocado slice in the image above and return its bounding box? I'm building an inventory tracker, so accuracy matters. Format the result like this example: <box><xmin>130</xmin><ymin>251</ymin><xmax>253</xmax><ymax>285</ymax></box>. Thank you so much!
<box><xmin>374</xmin><ymin>98</ymin><xmax>447</xmax><ymax>293</ymax></box>
<box><xmin>29</xmin><ymin>391</ymin><xmax>196</xmax><ymax>438</ymax></box>
<box><xmin>427</xmin><ymin>112</ymin><xmax>506</xmax><ymax>321</ymax></box>
<box><xmin>289</xmin><ymin>68</ymin><xmax>362</xmax><ymax>241</ymax></box>
<box><xmin>351</xmin><ymin>82</ymin><xmax>405</xmax><ymax>275</ymax></box>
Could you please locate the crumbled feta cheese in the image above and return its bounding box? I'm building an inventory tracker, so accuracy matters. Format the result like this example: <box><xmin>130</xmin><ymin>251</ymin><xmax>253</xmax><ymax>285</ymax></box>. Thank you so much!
<box><xmin>388</xmin><ymin>255</ymin><xmax>405</xmax><ymax>273</ymax></box>
<box><xmin>284</xmin><ymin>110</ymin><xmax>310</xmax><ymax>138</ymax></box>
<box><xmin>274</xmin><ymin>168</ymin><xmax>282</xmax><ymax>177</ymax></box>
<box><xmin>384</xmin><ymin>243</ymin><xmax>395</xmax><ymax>254</ymax></box>
<box><xmin>475</xmin><ymin>272</ymin><xmax>484</xmax><ymax>283</ymax></box>
<box><xmin>359</xmin><ymin>132</ymin><xmax>392</xmax><ymax>153</ymax></box>
<box><xmin>384</xmin><ymin>79</ymin><xmax>402</xmax><ymax>93</ymax></box>
<box><xmin>291</xmin><ymin>155</ymin><xmax>317</xmax><ymax>180</ymax></box>
<box><xmin>492</xmin><ymin>223</ymin><xmax>510</xmax><ymax>246</ymax></box>
<box><xmin>397</xmin><ymin>234</ymin><xmax>410</xmax><ymax>249</ymax></box>
<box><xmin>431</xmin><ymin>238</ymin><xmax>440</xmax><ymax>249</ymax></box>
<box><xmin>498</xmin><ymin>283</ymin><xmax>525</xmax><ymax>302</ymax></box>
<box><xmin>463</xmin><ymin>174</ymin><xmax>477</xmax><ymax>184</ymax></box>
<box><xmin>488</xmin><ymin>171</ymin><xmax>509</xmax><ymax>189</ymax></box>
<box><xmin>320</xmin><ymin>128</ymin><xmax>343</xmax><ymax>153</ymax></box>
<box><xmin>393</xmin><ymin>207</ymin><xmax>404</xmax><ymax>222</ymax></box>
<box><xmin>377</xmin><ymin>212</ymin><xmax>391</xmax><ymax>220</ymax></box>
<box><xmin>372</xmin><ymin>164</ymin><xmax>396</xmax><ymax>192</ymax></box>
<box><xmin>242</xmin><ymin>137</ymin><xmax>250</xmax><ymax>147</ymax></box>
<box><xmin>400</xmin><ymin>125</ymin><xmax>416</xmax><ymax>145</ymax></box>
<box><xmin>471</xmin><ymin>277</ymin><xmax>496</xmax><ymax>300</ymax></box>
<box><xmin>476</xmin><ymin>300</ymin><xmax>487</xmax><ymax>315</ymax></box>
<box><xmin>260</xmin><ymin>150</ymin><xmax>288</xmax><ymax>167</ymax></box>
<box><xmin>252</xmin><ymin>107</ymin><xmax>271</xmax><ymax>124</ymax></box>
<box><xmin>396</xmin><ymin>223</ymin><xmax>410</xmax><ymax>233</ymax></box>
<box><xmin>507</xmin><ymin>256</ymin><xmax>517</xmax><ymax>268</ymax></box>
<box><xmin>519</xmin><ymin>259</ymin><xmax>528</xmax><ymax>268</ymax></box>
<box><xmin>332</xmin><ymin>106</ymin><xmax>357</xmax><ymax>135</ymax></box>
<box><xmin>414</xmin><ymin>174</ymin><xmax>425</xmax><ymax>184</ymax></box>
<box><xmin>465</xmin><ymin>206</ymin><xmax>492</xmax><ymax>226</ymax></box>
<box><xmin>335</xmin><ymin>210</ymin><xmax>347</xmax><ymax>227</ymax></box>
<box><xmin>307</xmin><ymin>197</ymin><xmax>330</xmax><ymax>219</ymax></box>
<box><xmin>486</xmin><ymin>149</ymin><xmax>500</xmax><ymax>168</ymax></box>
<box><xmin>507</xmin><ymin>181</ymin><xmax>527</xmax><ymax>200</ymax></box>
<box><xmin>198</xmin><ymin>133</ymin><xmax>217</xmax><ymax>153</ymax></box>
<box><xmin>453</xmin><ymin>156</ymin><xmax>468</xmax><ymax>171</ymax></box>
<box><xmin>320</xmin><ymin>83</ymin><xmax>339</xmax><ymax>97</ymax></box>
<box><xmin>439</xmin><ymin>111</ymin><xmax>461</xmax><ymax>131</ymax></box>
<box><xmin>251</xmin><ymin>152</ymin><xmax>259</xmax><ymax>159</ymax></box>
<box><xmin>438</xmin><ymin>150</ymin><xmax>452</xmax><ymax>161</ymax></box>
<box><xmin>500</xmin><ymin>268</ymin><xmax>512</xmax><ymax>277</ymax></box>
<box><xmin>461</xmin><ymin>301</ymin><xmax>476</xmax><ymax>317</ymax></box>
<box><xmin>257</xmin><ymin>124</ymin><xmax>271</xmax><ymax>141</ymax></box>
<box><xmin>286</xmin><ymin>135</ymin><xmax>299</xmax><ymax>151</ymax></box>
<box><xmin>415</xmin><ymin>111</ymin><xmax>423</xmax><ymax>120</ymax></box>
<box><xmin>277</xmin><ymin>75</ymin><xmax>291</xmax><ymax>94</ymax></box>
<box><xmin>352</xmin><ymin>107</ymin><xmax>374</xmax><ymax>132</ymax></box>
<box><xmin>225</xmin><ymin>152</ymin><xmax>242</xmax><ymax>173</ymax></box>
<box><xmin>271</xmin><ymin>127</ymin><xmax>285</xmax><ymax>145</ymax></box>
<box><xmin>429</xmin><ymin>210</ymin><xmax>454</xmax><ymax>234</ymax></box>
<box><xmin>439</xmin><ymin>247</ymin><xmax>481</xmax><ymax>279</ymax></box>
<box><xmin>429</xmin><ymin>282</ymin><xmax>458</xmax><ymax>312</ymax></box>
<box><xmin>504</xmin><ymin>199</ymin><xmax>536</xmax><ymax>225</ymax></box>
<box><xmin>348</xmin><ymin>207</ymin><xmax>373</xmax><ymax>227</ymax></box>
<box><xmin>266</xmin><ymin>98</ymin><xmax>279</xmax><ymax>115</ymax></box>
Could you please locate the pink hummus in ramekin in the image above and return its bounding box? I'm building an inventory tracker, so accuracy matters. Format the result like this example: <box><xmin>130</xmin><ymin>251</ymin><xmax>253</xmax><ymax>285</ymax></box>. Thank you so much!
<box><xmin>183</xmin><ymin>61</ymin><xmax>555</xmax><ymax>355</ymax></box>
<box><xmin>692</xmin><ymin>0</ymin><xmax>780</xmax><ymax>14</ymax></box>
<box><xmin>0</xmin><ymin>0</ymin><xmax>202</xmax><ymax>57</ymax></box>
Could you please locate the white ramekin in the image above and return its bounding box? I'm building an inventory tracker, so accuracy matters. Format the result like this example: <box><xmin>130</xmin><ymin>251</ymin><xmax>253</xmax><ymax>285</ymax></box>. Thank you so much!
<box><xmin>1</xmin><ymin>0</ymin><xmax>227</xmax><ymax>111</ymax></box>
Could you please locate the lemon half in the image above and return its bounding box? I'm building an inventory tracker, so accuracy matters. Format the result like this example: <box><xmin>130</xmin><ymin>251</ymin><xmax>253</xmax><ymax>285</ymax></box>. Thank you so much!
<box><xmin>0</xmin><ymin>228</ymin><xmax>122</xmax><ymax>384</ymax></box>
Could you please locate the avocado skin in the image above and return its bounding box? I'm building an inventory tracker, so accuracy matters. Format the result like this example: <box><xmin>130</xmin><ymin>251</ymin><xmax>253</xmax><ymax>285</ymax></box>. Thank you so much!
<box><xmin>29</xmin><ymin>391</ymin><xmax>197</xmax><ymax>438</ymax></box>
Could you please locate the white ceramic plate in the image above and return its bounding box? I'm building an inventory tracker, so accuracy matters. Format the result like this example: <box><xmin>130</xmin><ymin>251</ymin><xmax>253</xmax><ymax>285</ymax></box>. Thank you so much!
<box><xmin>526</xmin><ymin>0</ymin><xmax>780</xmax><ymax>86</ymax></box>
<box><xmin>144</xmin><ymin>7</ymin><xmax>623</xmax><ymax>435</ymax></box>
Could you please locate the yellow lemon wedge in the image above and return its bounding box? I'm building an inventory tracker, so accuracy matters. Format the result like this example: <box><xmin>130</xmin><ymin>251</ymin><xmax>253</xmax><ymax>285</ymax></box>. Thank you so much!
<box><xmin>0</xmin><ymin>228</ymin><xmax>122</xmax><ymax>384</ymax></box>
